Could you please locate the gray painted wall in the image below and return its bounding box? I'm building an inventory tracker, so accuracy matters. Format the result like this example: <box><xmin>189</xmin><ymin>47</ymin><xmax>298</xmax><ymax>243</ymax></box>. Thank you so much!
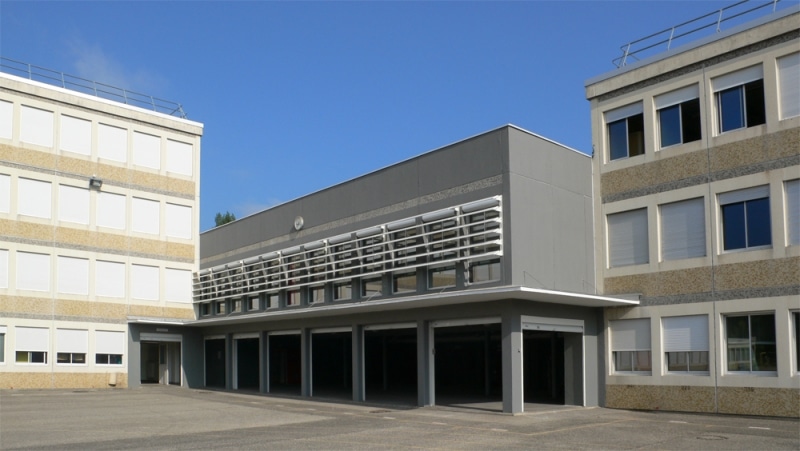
<box><xmin>506</xmin><ymin>127</ymin><xmax>594</xmax><ymax>294</ymax></box>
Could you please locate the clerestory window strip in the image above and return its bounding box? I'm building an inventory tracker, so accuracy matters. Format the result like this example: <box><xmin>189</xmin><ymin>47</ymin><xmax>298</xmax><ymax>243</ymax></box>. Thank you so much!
<box><xmin>193</xmin><ymin>196</ymin><xmax>502</xmax><ymax>303</ymax></box>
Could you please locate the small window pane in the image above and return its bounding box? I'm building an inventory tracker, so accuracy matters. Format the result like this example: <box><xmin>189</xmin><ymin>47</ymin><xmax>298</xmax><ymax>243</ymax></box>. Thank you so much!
<box><xmin>334</xmin><ymin>283</ymin><xmax>352</xmax><ymax>301</ymax></box>
<box><xmin>719</xmin><ymin>87</ymin><xmax>744</xmax><ymax>132</ymax></box>
<box><xmin>362</xmin><ymin>278</ymin><xmax>382</xmax><ymax>298</ymax></box>
<box><xmin>744</xmin><ymin>79</ymin><xmax>766</xmax><ymax>127</ymax></box>
<box><xmin>287</xmin><ymin>290</ymin><xmax>301</xmax><ymax>306</ymax></box>
<box><xmin>627</xmin><ymin>113</ymin><xmax>644</xmax><ymax>157</ymax></box>
<box><xmin>722</xmin><ymin>202</ymin><xmax>747</xmax><ymax>250</ymax></box>
<box><xmin>659</xmin><ymin>104</ymin><xmax>681</xmax><ymax>148</ymax></box>
<box><xmin>745</xmin><ymin>197</ymin><xmax>771</xmax><ymax>247</ymax></box>
<box><xmin>608</xmin><ymin>119</ymin><xmax>628</xmax><ymax>161</ymax></box>
<box><xmin>429</xmin><ymin>266</ymin><xmax>455</xmax><ymax>288</ymax></box>
<box><xmin>750</xmin><ymin>314</ymin><xmax>776</xmax><ymax>372</ymax></box>
<box><xmin>470</xmin><ymin>259</ymin><xmax>500</xmax><ymax>284</ymax></box>
<box><xmin>393</xmin><ymin>272</ymin><xmax>416</xmax><ymax>293</ymax></box>
<box><xmin>681</xmin><ymin>98</ymin><xmax>702</xmax><ymax>143</ymax></box>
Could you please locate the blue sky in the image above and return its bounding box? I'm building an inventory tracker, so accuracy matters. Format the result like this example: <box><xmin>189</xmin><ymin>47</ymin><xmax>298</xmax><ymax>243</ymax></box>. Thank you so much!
<box><xmin>0</xmin><ymin>1</ymin><xmax>787</xmax><ymax>231</ymax></box>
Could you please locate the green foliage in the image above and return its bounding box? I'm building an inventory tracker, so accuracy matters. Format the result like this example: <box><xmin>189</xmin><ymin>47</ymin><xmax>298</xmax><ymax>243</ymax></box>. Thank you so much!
<box><xmin>214</xmin><ymin>211</ymin><xmax>236</xmax><ymax>227</ymax></box>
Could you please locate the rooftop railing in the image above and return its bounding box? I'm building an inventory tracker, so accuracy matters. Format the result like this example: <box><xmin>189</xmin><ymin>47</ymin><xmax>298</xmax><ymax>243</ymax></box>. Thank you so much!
<box><xmin>0</xmin><ymin>56</ymin><xmax>187</xmax><ymax>119</ymax></box>
<box><xmin>614</xmin><ymin>0</ymin><xmax>783</xmax><ymax>68</ymax></box>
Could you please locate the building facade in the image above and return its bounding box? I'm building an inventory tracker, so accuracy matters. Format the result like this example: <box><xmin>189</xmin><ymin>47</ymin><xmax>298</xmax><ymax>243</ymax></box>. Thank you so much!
<box><xmin>188</xmin><ymin>125</ymin><xmax>634</xmax><ymax>414</ymax></box>
<box><xmin>586</xmin><ymin>6</ymin><xmax>799</xmax><ymax>417</ymax></box>
<box><xmin>0</xmin><ymin>69</ymin><xmax>202</xmax><ymax>389</ymax></box>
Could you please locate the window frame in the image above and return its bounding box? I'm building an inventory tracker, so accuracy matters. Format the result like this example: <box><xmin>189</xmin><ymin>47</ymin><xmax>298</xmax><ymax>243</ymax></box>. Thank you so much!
<box><xmin>719</xmin><ymin>186</ymin><xmax>772</xmax><ymax>252</ymax></box>
<box><xmin>724</xmin><ymin>312</ymin><xmax>777</xmax><ymax>375</ymax></box>
<box><xmin>662</xmin><ymin>315</ymin><xmax>710</xmax><ymax>375</ymax></box>
<box><xmin>607</xmin><ymin>208</ymin><xmax>649</xmax><ymax>268</ymax></box>
<box><xmin>713</xmin><ymin>66</ymin><xmax>766</xmax><ymax>134</ymax></box>
<box><xmin>428</xmin><ymin>265</ymin><xmax>456</xmax><ymax>289</ymax></box>
<box><xmin>392</xmin><ymin>271</ymin><xmax>416</xmax><ymax>294</ymax></box>
<box><xmin>659</xmin><ymin>197</ymin><xmax>706</xmax><ymax>261</ymax></box>
<box><xmin>656</xmin><ymin>85</ymin><xmax>701</xmax><ymax>149</ymax></box>
<box><xmin>610</xmin><ymin>318</ymin><xmax>652</xmax><ymax>375</ymax></box>
<box><xmin>605</xmin><ymin>103</ymin><xmax>645</xmax><ymax>161</ymax></box>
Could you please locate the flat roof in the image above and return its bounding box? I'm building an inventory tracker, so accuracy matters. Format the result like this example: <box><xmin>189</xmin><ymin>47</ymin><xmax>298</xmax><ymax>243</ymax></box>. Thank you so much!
<box><xmin>178</xmin><ymin>286</ymin><xmax>638</xmax><ymax>327</ymax></box>
<box><xmin>585</xmin><ymin>3</ymin><xmax>799</xmax><ymax>88</ymax></box>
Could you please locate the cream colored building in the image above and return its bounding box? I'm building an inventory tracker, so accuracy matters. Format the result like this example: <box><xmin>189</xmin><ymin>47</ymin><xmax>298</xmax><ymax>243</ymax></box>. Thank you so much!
<box><xmin>586</xmin><ymin>5</ymin><xmax>799</xmax><ymax>417</ymax></box>
<box><xmin>0</xmin><ymin>67</ymin><xmax>202</xmax><ymax>389</ymax></box>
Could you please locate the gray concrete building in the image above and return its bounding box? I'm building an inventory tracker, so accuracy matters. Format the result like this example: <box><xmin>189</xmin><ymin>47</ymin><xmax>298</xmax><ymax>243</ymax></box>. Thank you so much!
<box><xmin>177</xmin><ymin>125</ymin><xmax>634</xmax><ymax>414</ymax></box>
<box><xmin>586</xmin><ymin>4</ymin><xmax>799</xmax><ymax>417</ymax></box>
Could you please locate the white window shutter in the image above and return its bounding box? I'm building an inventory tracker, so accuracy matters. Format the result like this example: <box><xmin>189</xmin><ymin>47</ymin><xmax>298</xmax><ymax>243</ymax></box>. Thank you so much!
<box><xmin>610</xmin><ymin>318</ymin><xmax>651</xmax><ymax>351</ymax></box>
<box><xmin>663</xmin><ymin>315</ymin><xmax>709</xmax><ymax>352</ymax></box>
<box><xmin>56</xmin><ymin>329</ymin><xmax>88</xmax><ymax>353</ymax></box>
<box><xmin>786</xmin><ymin>180</ymin><xmax>800</xmax><ymax>245</ymax></box>
<box><xmin>608</xmin><ymin>208</ymin><xmax>649</xmax><ymax>267</ymax></box>
<box><xmin>16</xmin><ymin>327</ymin><xmax>49</xmax><ymax>352</ymax></box>
<box><xmin>96</xmin><ymin>331</ymin><xmax>125</xmax><ymax>354</ymax></box>
<box><xmin>778</xmin><ymin>52</ymin><xmax>800</xmax><ymax>119</ymax></box>
<box><xmin>661</xmin><ymin>198</ymin><xmax>706</xmax><ymax>260</ymax></box>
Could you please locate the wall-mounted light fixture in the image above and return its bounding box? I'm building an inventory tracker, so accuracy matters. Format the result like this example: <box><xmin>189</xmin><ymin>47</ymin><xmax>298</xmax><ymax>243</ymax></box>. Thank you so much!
<box><xmin>89</xmin><ymin>177</ymin><xmax>103</xmax><ymax>189</ymax></box>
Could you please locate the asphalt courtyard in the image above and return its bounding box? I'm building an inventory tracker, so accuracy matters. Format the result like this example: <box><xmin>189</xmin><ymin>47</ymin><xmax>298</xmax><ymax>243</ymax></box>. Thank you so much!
<box><xmin>0</xmin><ymin>386</ymin><xmax>798</xmax><ymax>450</ymax></box>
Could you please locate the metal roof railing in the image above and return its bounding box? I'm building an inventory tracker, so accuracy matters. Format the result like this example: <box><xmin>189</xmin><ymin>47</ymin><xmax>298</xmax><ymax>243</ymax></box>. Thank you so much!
<box><xmin>614</xmin><ymin>0</ymin><xmax>783</xmax><ymax>68</ymax></box>
<box><xmin>0</xmin><ymin>56</ymin><xmax>187</xmax><ymax>118</ymax></box>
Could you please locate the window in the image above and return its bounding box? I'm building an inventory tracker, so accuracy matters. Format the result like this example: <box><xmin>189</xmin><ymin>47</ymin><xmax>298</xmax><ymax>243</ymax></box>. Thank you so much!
<box><xmin>96</xmin><ymin>192</ymin><xmax>126</xmax><ymax>230</ymax></box>
<box><xmin>20</xmin><ymin>105</ymin><xmax>54</xmax><ymax>147</ymax></box>
<box><xmin>58</xmin><ymin>185</ymin><xmax>89</xmax><ymax>224</ymax></box>
<box><xmin>131</xmin><ymin>264</ymin><xmax>159</xmax><ymax>300</ymax></box>
<box><xmin>0</xmin><ymin>100</ymin><xmax>11</xmax><ymax>139</ymax></box>
<box><xmin>720</xmin><ymin>186</ymin><xmax>771</xmax><ymax>251</ymax></box>
<box><xmin>132</xmin><ymin>131</ymin><xmax>160</xmax><ymax>169</ymax></box>
<box><xmin>18</xmin><ymin>178</ymin><xmax>52</xmax><ymax>219</ymax></box>
<box><xmin>17</xmin><ymin>252</ymin><xmax>50</xmax><ymax>292</ymax></box>
<box><xmin>663</xmin><ymin>315</ymin><xmax>709</xmax><ymax>373</ymax></box>
<box><xmin>606</xmin><ymin>103</ymin><xmax>644</xmax><ymax>161</ymax></box>
<box><xmin>96</xmin><ymin>260</ymin><xmax>125</xmax><ymax>298</ymax></box>
<box><xmin>232</xmin><ymin>299</ymin><xmax>242</xmax><ymax>313</ymax></box>
<box><xmin>56</xmin><ymin>329</ymin><xmax>87</xmax><ymax>365</ymax></box>
<box><xmin>361</xmin><ymin>277</ymin><xmax>382</xmax><ymax>298</ymax></box>
<box><xmin>0</xmin><ymin>173</ymin><xmax>9</xmax><ymax>213</ymax></box>
<box><xmin>334</xmin><ymin>282</ymin><xmax>351</xmax><ymax>301</ymax></box>
<box><xmin>310</xmin><ymin>285</ymin><xmax>325</xmax><ymax>304</ymax></box>
<box><xmin>786</xmin><ymin>180</ymin><xmax>800</xmax><ymax>246</ymax></box>
<box><xmin>165</xmin><ymin>268</ymin><xmax>192</xmax><ymax>303</ymax></box>
<box><xmin>656</xmin><ymin>85</ymin><xmax>701</xmax><ymax>148</ymax></box>
<box><xmin>714</xmin><ymin>66</ymin><xmax>765</xmax><ymax>133</ymax></box>
<box><xmin>726</xmin><ymin>313</ymin><xmax>776</xmax><ymax>373</ymax></box>
<box><xmin>0</xmin><ymin>249</ymin><xmax>8</xmax><ymax>289</ymax></box>
<box><xmin>166</xmin><ymin>139</ymin><xmax>193</xmax><ymax>176</ymax></box>
<box><xmin>215</xmin><ymin>301</ymin><xmax>225</xmax><ymax>314</ymax></box>
<box><xmin>165</xmin><ymin>203</ymin><xmax>192</xmax><ymax>239</ymax></box>
<box><xmin>287</xmin><ymin>289</ymin><xmax>301</xmax><ymax>306</ymax></box>
<box><xmin>200</xmin><ymin>303</ymin><xmax>211</xmax><ymax>316</ymax></box>
<box><xmin>248</xmin><ymin>296</ymin><xmax>260</xmax><ymax>311</ymax></box>
<box><xmin>98</xmin><ymin>123</ymin><xmax>127</xmax><ymax>162</ymax></box>
<box><xmin>428</xmin><ymin>265</ymin><xmax>455</xmax><ymax>288</ymax></box>
<box><xmin>777</xmin><ymin>52</ymin><xmax>800</xmax><ymax>120</ymax></box>
<box><xmin>469</xmin><ymin>259</ymin><xmax>500</xmax><ymax>284</ymax></box>
<box><xmin>132</xmin><ymin>197</ymin><xmax>160</xmax><ymax>235</ymax></box>
<box><xmin>57</xmin><ymin>256</ymin><xmax>89</xmax><ymax>295</ymax></box>
<box><xmin>15</xmin><ymin>327</ymin><xmax>48</xmax><ymax>364</ymax></box>
<box><xmin>393</xmin><ymin>271</ymin><xmax>416</xmax><ymax>293</ymax></box>
<box><xmin>794</xmin><ymin>312</ymin><xmax>800</xmax><ymax>373</ymax></box>
<box><xmin>610</xmin><ymin>319</ymin><xmax>651</xmax><ymax>373</ymax></box>
<box><xmin>267</xmin><ymin>292</ymin><xmax>280</xmax><ymax>309</ymax></box>
<box><xmin>95</xmin><ymin>331</ymin><xmax>124</xmax><ymax>365</ymax></box>
<box><xmin>60</xmin><ymin>115</ymin><xmax>91</xmax><ymax>156</ymax></box>
<box><xmin>607</xmin><ymin>208</ymin><xmax>648</xmax><ymax>267</ymax></box>
<box><xmin>660</xmin><ymin>198</ymin><xmax>705</xmax><ymax>261</ymax></box>
<box><xmin>0</xmin><ymin>326</ymin><xmax>5</xmax><ymax>363</ymax></box>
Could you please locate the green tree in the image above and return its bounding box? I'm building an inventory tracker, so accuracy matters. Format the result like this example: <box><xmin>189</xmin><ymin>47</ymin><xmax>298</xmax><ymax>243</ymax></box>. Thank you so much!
<box><xmin>214</xmin><ymin>211</ymin><xmax>236</xmax><ymax>227</ymax></box>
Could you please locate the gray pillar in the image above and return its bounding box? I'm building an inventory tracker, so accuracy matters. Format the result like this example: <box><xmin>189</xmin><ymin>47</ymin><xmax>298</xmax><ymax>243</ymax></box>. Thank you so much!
<box><xmin>301</xmin><ymin>328</ymin><xmax>312</xmax><ymax>397</ymax></box>
<box><xmin>502</xmin><ymin>313</ymin><xmax>523</xmax><ymax>414</ymax></box>
<box><xmin>564</xmin><ymin>332</ymin><xmax>583</xmax><ymax>406</ymax></box>
<box><xmin>260</xmin><ymin>332</ymin><xmax>269</xmax><ymax>394</ymax></box>
<box><xmin>225</xmin><ymin>334</ymin><xmax>233</xmax><ymax>390</ymax></box>
<box><xmin>352</xmin><ymin>325</ymin><xmax>364</xmax><ymax>402</ymax></box>
<box><xmin>417</xmin><ymin>320</ymin><xmax>433</xmax><ymax>407</ymax></box>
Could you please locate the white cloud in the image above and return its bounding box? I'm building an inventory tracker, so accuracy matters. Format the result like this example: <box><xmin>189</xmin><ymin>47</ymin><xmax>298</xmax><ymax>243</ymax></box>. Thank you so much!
<box><xmin>67</xmin><ymin>38</ymin><xmax>167</xmax><ymax>97</ymax></box>
<box><xmin>235</xmin><ymin>198</ymin><xmax>283</xmax><ymax>219</ymax></box>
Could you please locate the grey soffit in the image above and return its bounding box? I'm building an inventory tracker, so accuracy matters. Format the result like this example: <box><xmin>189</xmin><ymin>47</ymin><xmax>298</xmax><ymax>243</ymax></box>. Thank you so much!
<box><xmin>186</xmin><ymin>286</ymin><xmax>638</xmax><ymax>327</ymax></box>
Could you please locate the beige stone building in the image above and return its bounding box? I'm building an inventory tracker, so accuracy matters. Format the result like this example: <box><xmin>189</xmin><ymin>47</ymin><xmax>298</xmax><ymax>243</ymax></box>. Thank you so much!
<box><xmin>586</xmin><ymin>5</ymin><xmax>799</xmax><ymax>417</ymax></box>
<box><xmin>0</xmin><ymin>65</ymin><xmax>202</xmax><ymax>388</ymax></box>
